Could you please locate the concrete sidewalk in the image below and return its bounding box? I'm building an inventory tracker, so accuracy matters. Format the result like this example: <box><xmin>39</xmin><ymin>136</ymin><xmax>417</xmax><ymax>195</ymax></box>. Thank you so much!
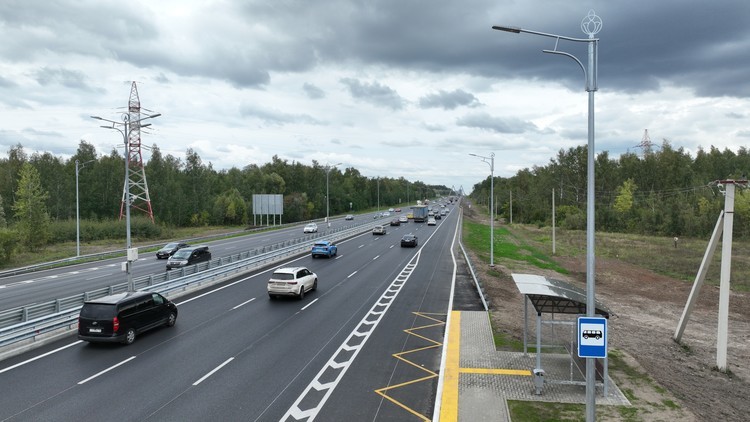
<box><xmin>441</xmin><ymin>311</ymin><xmax>630</xmax><ymax>421</ymax></box>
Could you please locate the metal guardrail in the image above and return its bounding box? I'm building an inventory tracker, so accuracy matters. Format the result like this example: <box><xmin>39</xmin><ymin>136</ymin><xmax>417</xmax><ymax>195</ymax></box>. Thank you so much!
<box><xmin>455</xmin><ymin>205</ymin><xmax>490</xmax><ymax>311</ymax></box>
<box><xmin>0</xmin><ymin>219</ymin><xmax>388</xmax><ymax>352</ymax></box>
<box><xmin>0</xmin><ymin>223</ymin><xmax>286</xmax><ymax>279</ymax></box>
<box><xmin>0</xmin><ymin>214</ymin><xmax>384</xmax><ymax>279</ymax></box>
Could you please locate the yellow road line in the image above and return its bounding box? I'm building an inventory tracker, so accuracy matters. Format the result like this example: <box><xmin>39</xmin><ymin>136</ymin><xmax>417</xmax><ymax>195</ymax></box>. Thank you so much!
<box><xmin>460</xmin><ymin>368</ymin><xmax>531</xmax><ymax>376</ymax></box>
<box><xmin>374</xmin><ymin>312</ymin><xmax>447</xmax><ymax>422</ymax></box>
<box><xmin>439</xmin><ymin>310</ymin><xmax>461</xmax><ymax>421</ymax></box>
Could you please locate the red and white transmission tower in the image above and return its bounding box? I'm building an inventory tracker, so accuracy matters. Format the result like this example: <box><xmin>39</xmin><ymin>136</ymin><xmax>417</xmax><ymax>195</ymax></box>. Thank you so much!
<box><xmin>120</xmin><ymin>82</ymin><xmax>154</xmax><ymax>222</ymax></box>
<box><xmin>635</xmin><ymin>128</ymin><xmax>654</xmax><ymax>154</ymax></box>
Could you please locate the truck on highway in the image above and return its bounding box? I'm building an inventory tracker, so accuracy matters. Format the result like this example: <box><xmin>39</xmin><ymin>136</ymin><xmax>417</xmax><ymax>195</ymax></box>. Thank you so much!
<box><xmin>410</xmin><ymin>205</ymin><xmax>429</xmax><ymax>223</ymax></box>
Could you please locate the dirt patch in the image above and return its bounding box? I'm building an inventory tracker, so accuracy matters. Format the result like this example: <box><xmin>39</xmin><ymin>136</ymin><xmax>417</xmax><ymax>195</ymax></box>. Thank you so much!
<box><xmin>466</xmin><ymin>218</ymin><xmax>750</xmax><ymax>421</ymax></box>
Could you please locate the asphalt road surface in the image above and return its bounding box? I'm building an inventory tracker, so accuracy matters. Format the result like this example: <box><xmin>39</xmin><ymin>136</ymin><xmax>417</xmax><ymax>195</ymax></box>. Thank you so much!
<box><xmin>0</xmin><ymin>208</ymin><xmax>483</xmax><ymax>421</ymax></box>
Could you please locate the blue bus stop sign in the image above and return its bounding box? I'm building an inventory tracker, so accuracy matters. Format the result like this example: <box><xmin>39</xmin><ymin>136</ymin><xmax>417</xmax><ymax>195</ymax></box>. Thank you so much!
<box><xmin>578</xmin><ymin>316</ymin><xmax>607</xmax><ymax>358</ymax></box>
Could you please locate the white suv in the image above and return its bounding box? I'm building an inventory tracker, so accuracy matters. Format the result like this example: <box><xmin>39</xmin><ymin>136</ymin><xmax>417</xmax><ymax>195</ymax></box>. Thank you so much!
<box><xmin>268</xmin><ymin>267</ymin><xmax>318</xmax><ymax>299</ymax></box>
<box><xmin>303</xmin><ymin>223</ymin><xmax>318</xmax><ymax>233</ymax></box>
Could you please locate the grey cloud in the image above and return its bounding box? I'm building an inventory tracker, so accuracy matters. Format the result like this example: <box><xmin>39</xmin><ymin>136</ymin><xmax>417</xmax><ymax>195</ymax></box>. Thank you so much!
<box><xmin>340</xmin><ymin>78</ymin><xmax>405</xmax><ymax>110</ymax></box>
<box><xmin>0</xmin><ymin>75</ymin><xmax>16</xmax><ymax>88</ymax></box>
<box><xmin>456</xmin><ymin>112</ymin><xmax>537</xmax><ymax>134</ymax></box>
<box><xmin>31</xmin><ymin>67</ymin><xmax>100</xmax><ymax>92</ymax></box>
<box><xmin>303</xmin><ymin>83</ymin><xmax>325</xmax><ymax>99</ymax></box>
<box><xmin>239</xmin><ymin>104</ymin><xmax>322</xmax><ymax>126</ymax></box>
<box><xmin>4</xmin><ymin>1</ymin><xmax>749</xmax><ymax>98</ymax></box>
<box><xmin>419</xmin><ymin>89</ymin><xmax>481</xmax><ymax>110</ymax></box>
<box><xmin>153</xmin><ymin>73</ymin><xmax>170</xmax><ymax>84</ymax></box>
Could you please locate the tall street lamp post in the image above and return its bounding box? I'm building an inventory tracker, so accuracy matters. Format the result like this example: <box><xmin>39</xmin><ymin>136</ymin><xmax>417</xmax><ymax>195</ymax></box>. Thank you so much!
<box><xmin>91</xmin><ymin>112</ymin><xmax>161</xmax><ymax>291</ymax></box>
<box><xmin>493</xmin><ymin>10</ymin><xmax>601</xmax><ymax>421</ymax></box>
<box><xmin>470</xmin><ymin>152</ymin><xmax>495</xmax><ymax>267</ymax></box>
<box><xmin>325</xmin><ymin>163</ymin><xmax>342</xmax><ymax>228</ymax></box>
<box><xmin>75</xmin><ymin>159</ymin><xmax>95</xmax><ymax>257</ymax></box>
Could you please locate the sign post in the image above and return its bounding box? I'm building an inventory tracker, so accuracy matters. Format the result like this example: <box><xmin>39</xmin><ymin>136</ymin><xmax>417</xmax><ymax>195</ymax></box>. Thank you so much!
<box><xmin>578</xmin><ymin>316</ymin><xmax>607</xmax><ymax>358</ymax></box>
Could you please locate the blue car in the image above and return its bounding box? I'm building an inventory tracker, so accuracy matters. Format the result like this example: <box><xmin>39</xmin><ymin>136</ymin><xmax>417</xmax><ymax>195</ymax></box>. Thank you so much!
<box><xmin>311</xmin><ymin>240</ymin><xmax>338</xmax><ymax>258</ymax></box>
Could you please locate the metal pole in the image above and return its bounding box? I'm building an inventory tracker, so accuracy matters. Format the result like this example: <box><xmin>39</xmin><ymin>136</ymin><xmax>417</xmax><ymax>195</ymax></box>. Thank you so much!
<box><xmin>584</xmin><ymin>13</ymin><xmax>600</xmax><ymax>421</ymax></box>
<box><xmin>470</xmin><ymin>152</ymin><xmax>495</xmax><ymax>267</ymax></box>
<box><xmin>75</xmin><ymin>160</ymin><xmax>80</xmax><ymax>257</ymax></box>
<box><xmin>552</xmin><ymin>188</ymin><xmax>556</xmax><ymax>255</ymax></box>
<box><xmin>326</xmin><ymin>167</ymin><xmax>330</xmax><ymax>228</ymax></box>
<box><xmin>490</xmin><ymin>153</ymin><xmax>495</xmax><ymax>267</ymax></box>
<box><xmin>124</xmin><ymin>116</ymin><xmax>134</xmax><ymax>292</ymax></box>
<box><xmin>492</xmin><ymin>11</ymin><xmax>602</xmax><ymax>420</ymax></box>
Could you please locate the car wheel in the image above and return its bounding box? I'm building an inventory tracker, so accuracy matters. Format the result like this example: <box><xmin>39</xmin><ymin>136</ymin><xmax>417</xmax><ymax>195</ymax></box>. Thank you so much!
<box><xmin>123</xmin><ymin>328</ymin><xmax>136</xmax><ymax>345</ymax></box>
<box><xmin>312</xmin><ymin>278</ymin><xmax>318</xmax><ymax>291</ymax></box>
<box><xmin>166</xmin><ymin>312</ymin><xmax>177</xmax><ymax>327</ymax></box>
<box><xmin>269</xmin><ymin>294</ymin><xmax>276</xmax><ymax>300</ymax></box>
<box><xmin>298</xmin><ymin>286</ymin><xmax>305</xmax><ymax>300</ymax></box>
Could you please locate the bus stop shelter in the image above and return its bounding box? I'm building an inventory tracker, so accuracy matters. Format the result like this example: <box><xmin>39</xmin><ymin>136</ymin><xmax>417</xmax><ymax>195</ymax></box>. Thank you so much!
<box><xmin>511</xmin><ymin>273</ymin><xmax>613</xmax><ymax>395</ymax></box>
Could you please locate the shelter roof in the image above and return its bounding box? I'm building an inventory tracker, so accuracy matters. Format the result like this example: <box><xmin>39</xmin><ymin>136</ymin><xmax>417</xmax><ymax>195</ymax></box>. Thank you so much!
<box><xmin>511</xmin><ymin>273</ymin><xmax>612</xmax><ymax>318</ymax></box>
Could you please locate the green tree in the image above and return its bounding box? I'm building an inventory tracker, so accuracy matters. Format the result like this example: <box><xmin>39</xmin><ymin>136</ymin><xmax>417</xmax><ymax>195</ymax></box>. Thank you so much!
<box><xmin>12</xmin><ymin>163</ymin><xmax>51</xmax><ymax>250</ymax></box>
<box><xmin>0</xmin><ymin>228</ymin><xmax>17</xmax><ymax>262</ymax></box>
<box><xmin>614</xmin><ymin>179</ymin><xmax>637</xmax><ymax>214</ymax></box>
<box><xmin>212</xmin><ymin>188</ymin><xmax>248</xmax><ymax>225</ymax></box>
<box><xmin>0</xmin><ymin>194</ymin><xmax>6</xmax><ymax>227</ymax></box>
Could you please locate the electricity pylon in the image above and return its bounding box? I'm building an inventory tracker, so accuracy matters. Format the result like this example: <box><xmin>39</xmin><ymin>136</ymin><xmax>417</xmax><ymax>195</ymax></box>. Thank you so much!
<box><xmin>119</xmin><ymin>82</ymin><xmax>155</xmax><ymax>223</ymax></box>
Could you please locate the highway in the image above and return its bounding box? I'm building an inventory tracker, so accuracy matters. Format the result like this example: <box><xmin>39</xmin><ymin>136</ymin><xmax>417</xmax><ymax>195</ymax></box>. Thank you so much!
<box><xmin>0</xmin><ymin>214</ymin><xmax>384</xmax><ymax>312</ymax></box>
<box><xmin>0</xmin><ymin>208</ymin><xmax>465</xmax><ymax>421</ymax></box>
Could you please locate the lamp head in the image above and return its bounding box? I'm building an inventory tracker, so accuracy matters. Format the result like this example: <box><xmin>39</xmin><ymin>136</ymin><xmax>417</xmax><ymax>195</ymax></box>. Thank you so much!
<box><xmin>492</xmin><ymin>25</ymin><xmax>521</xmax><ymax>33</ymax></box>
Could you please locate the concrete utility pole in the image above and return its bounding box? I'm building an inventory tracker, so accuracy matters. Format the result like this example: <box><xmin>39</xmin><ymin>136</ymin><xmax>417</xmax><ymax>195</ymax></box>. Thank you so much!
<box><xmin>674</xmin><ymin>179</ymin><xmax>748</xmax><ymax>371</ymax></box>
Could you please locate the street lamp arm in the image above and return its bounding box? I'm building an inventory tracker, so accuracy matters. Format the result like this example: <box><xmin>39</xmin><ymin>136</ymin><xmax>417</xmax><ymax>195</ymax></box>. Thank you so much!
<box><xmin>542</xmin><ymin>49</ymin><xmax>586</xmax><ymax>82</ymax></box>
<box><xmin>91</xmin><ymin>113</ymin><xmax>161</xmax><ymax>127</ymax></box>
<box><xmin>492</xmin><ymin>25</ymin><xmax>597</xmax><ymax>43</ymax></box>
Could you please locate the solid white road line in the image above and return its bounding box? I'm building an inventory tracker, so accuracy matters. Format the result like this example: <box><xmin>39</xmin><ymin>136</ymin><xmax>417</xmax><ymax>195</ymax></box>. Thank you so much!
<box><xmin>300</xmin><ymin>298</ymin><xmax>319</xmax><ymax>311</ymax></box>
<box><xmin>193</xmin><ymin>357</ymin><xmax>234</xmax><ymax>386</ymax></box>
<box><xmin>0</xmin><ymin>341</ymin><xmax>83</xmax><ymax>375</ymax></box>
<box><xmin>78</xmin><ymin>356</ymin><xmax>137</xmax><ymax>385</ymax></box>
<box><xmin>232</xmin><ymin>298</ymin><xmax>256</xmax><ymax>310</ymax></box>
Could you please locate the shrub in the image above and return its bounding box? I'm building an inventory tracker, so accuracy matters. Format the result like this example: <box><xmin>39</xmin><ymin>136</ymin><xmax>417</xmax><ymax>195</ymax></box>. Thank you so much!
<box><xmin>0</xmin><ymin>229</ymin><xmax>18</xmax><ymax>262</ymax></box>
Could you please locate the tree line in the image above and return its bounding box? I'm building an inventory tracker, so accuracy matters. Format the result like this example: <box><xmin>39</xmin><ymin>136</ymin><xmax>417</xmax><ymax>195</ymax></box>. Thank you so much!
<box><xmin>470</xmin><ymin>142</ymin><xmax>750</xmax><ymax>239</ymax></box>
<box><xmin>0</xmin><ymin>141</ymin><xmax>449</xmax><ymax>258</ymax></box>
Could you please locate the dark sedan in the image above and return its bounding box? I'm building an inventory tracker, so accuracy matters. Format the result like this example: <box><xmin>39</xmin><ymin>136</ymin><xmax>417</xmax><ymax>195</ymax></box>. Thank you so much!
<box><xmin>400</xmin><ymin>234</ymin><xmax>418</xmax><ymax>248</ymax></box>
<box><xmin>156</xmin><ymin>242</ymin><xmax>189</xmax><ymax>259</ymax></box>
<box><xmin>390</xmin><ymin>218</ymin><xmax>401</xmax><ymax>226</ymax></box>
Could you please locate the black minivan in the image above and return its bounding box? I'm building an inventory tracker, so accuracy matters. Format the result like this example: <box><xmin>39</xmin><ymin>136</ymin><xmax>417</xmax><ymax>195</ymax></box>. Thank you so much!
<box><xmin>166</xmin><ymin>245</ymin><xmax>211</xmax><ymax>270</ymax></box>
<box><xmin>78</xmin><ymin>291</ymin><xmax>178</xmax><ymax>345</ymax></box>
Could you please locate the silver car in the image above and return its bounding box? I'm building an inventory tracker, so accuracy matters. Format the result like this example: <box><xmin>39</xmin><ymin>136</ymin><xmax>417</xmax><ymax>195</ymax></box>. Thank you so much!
<box><xmin>267</xmin><ymin>267</ymin><xmax>318</xmax><ymax>299</ymax></box>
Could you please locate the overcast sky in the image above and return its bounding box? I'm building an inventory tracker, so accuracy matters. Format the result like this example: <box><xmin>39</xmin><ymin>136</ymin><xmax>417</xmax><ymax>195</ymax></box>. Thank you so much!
<box><xmin>1</xmin><ymin>0</ymin><xmax>749</xmax><ymax>194</ymax></box>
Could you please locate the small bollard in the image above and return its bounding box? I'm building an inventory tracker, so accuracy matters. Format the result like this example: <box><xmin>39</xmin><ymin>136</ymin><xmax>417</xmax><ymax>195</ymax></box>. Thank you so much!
<box><xmin>533</xmin><ymin>368</ymin><xmax>545</xmax><ymax>395</ymax></box>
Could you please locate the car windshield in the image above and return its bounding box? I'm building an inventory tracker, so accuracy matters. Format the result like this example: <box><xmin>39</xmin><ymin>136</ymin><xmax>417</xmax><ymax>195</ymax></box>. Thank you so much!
<box><xmin>313</xmin><ymin>242</ymin><xmax>328</xmax><ymax>247</ymax></box>
<box><xmin>162</xmin><ymin>242</ymin><xmax>178</xmax><ymax>249</ymax></box>
<box><xmin>172</xmin><ymin>249</ymin><xmax>191</xmax><ymax>259</ymax></box>
<box><xmin>272</xmin><ymin>272</ymin><xmax>295</xmax><ymax>280</ymax></box>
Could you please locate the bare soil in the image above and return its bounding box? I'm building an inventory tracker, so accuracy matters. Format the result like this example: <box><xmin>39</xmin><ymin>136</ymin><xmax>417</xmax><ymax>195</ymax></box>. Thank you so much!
<box><xmin>464</xmin><ymin>208</ymin><xmax>750</xmax><ymax>421</ymax></box>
